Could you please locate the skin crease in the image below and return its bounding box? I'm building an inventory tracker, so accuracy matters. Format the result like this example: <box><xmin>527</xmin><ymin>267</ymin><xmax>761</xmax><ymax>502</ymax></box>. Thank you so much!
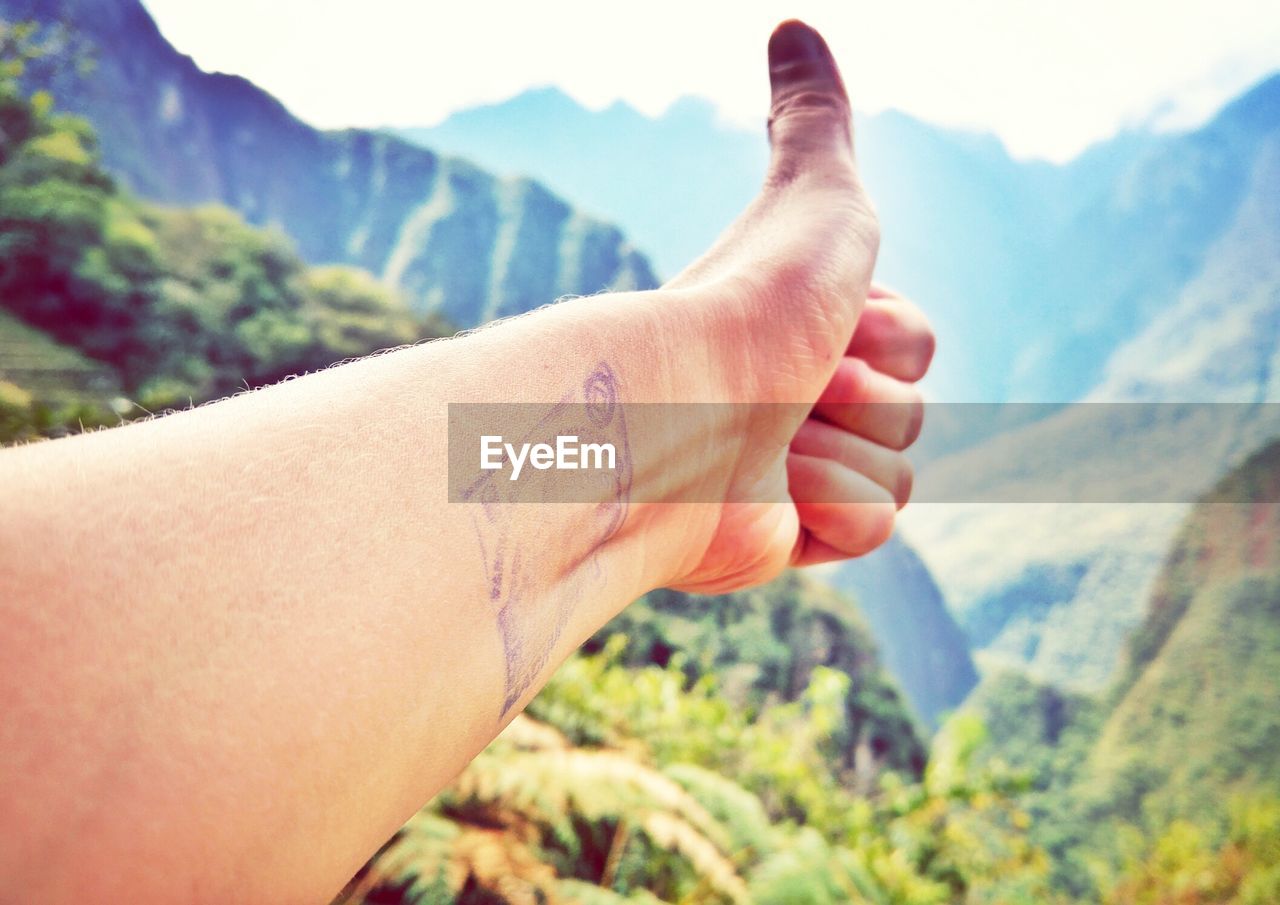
<box><xmin>0</xmin><ymin>20</ymin><xmax>934</xmax><ymax>905</ymax></box>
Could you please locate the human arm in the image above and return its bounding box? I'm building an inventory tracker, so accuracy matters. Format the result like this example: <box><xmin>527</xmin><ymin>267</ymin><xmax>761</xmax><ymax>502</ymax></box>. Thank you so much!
<box><xmin>0</xmin><ymin>21</ymin><xmax>933</xmax><ymax>903</ymax></box>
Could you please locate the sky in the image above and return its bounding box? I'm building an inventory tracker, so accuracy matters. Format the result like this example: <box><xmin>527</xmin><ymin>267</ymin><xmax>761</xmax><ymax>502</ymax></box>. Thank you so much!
<box><xmin>140</xmin><ymin>0</ymin><xmax>1280</xmax><ymax>162</ymax></box>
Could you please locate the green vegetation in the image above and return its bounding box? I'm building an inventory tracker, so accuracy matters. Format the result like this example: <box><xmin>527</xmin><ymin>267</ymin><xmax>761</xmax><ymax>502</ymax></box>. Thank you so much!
<box><xmin>1102</xmin><ymin>798</ymin><xmax>1280</xmax><ymax>905</ymax></box>
<box><xmin>586</xmin><ymin>573</ymin><xmax>926</xmax><ymax>777</ymax></box>
<box><xmin>339</xmin><ymin>637</ymin><xmax>1050</xmax><ymax>905</ymax></box>
<box><xmin>962</xmin><ymin>671</ymin><xmax>1105</xmax><ymax>895</ymax></box>
<box><xmin>0</xmin><ymin>21</ymin><xmax>447</xmax><ymax>443</ymax></box>
<box><xmin>1089</xmin><ymin>441</ymin><xmax>1280</xmax><ymax>833</ymax></box>
<box><xmin>965</xmin><ymin>440</ymin><xmax>1280</xmax><ymax>899</ymax></box>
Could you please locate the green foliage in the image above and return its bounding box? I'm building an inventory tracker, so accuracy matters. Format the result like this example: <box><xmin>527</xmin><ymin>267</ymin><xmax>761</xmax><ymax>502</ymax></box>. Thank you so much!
<box><xmin>966</xmin><ymin>440</ymin><xmax>1280</xmax><ymax>900</ymax></box>
<box><xmin>337</xmin><ymin>714</ymin><xmax>748</xmax><ymax>905</ymax></box>
<box><xmin>1101</xmin><ymin>797</ymin><xmax>1280</xmax><ymax>905</ymax></box>
<box><xmin>529</xmin><ymin>634</ymin><xmax>869</xmax><ymax>834</ymax></box>
<box><xmin>1085</xmin><ymin>445</ymin><xmax>1280</xmax><ymax>857</ymax></box>
<box><xmin>1090</xmin><ymin>573</ymin><xmax>1280</xmax><ymax>834</ymax></box>
<box><xmin>0</xmin><ymin>21</ymin><xmax>448</xmax><ymax>441</ymax></box>
<box><xmin>587</xmin><ymin>571</ymin><xmax>927</xmax><ymax>778</ymax></box>
<box><xmin>342</xmin><ymin>640</ymin><xmax>1054</xmax><ymax>905</ymax></box>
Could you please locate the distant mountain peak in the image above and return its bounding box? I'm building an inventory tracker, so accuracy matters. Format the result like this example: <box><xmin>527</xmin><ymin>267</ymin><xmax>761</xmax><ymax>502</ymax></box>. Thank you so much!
<box><xmin>1210</xmin><ymin>70</ymin><xmax>1280</xmax><ymax>136</ymax></box>
<box><xmin>662</xmin><ymin>95</ymin><xmax>719</xmax><ymax>124</ymax></box>
<box><xmin>491</xmin><ymin>84</ymin><xmax>582</xmax><ymax>115</ymax></box>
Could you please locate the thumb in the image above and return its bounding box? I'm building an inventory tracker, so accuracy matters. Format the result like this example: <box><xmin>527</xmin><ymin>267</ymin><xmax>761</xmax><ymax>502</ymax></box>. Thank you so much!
<box><xmin>767</xmin><ymin>20</ymin><xmax>854</xmax><ymax>184</ymax></box>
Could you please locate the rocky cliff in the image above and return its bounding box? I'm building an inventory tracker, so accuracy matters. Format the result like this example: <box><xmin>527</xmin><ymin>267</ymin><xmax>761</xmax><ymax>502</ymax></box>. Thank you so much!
<box><xmin>1</xmin><ymin>0</ymin><xmax>656</xmax><ymax>327</ymax></box>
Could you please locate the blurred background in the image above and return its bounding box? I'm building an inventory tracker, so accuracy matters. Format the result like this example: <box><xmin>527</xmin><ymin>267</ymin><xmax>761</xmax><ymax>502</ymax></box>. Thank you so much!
<box><xmin>1</xmin><ymin>0</ymin><xmax>1278</xmax><ymax>901</ymax></box>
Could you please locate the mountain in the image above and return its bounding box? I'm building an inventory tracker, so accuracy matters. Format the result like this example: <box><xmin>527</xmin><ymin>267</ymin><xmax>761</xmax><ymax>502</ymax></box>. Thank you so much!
<box><xmin>818</xmin><ymin>536</ymin><xmax>978</xmax><ymax>729</ymax></box>
<box><xmin>399</xmin><ymin>89</ymin><xmax>767</xmax><ymax>284</ymax></box>
<box><xmin>895</xmin><ymin>75</ymin><xmax>1280</xmax><ymax>690</ymax></box>
<box><xmin>901</xmin><ymin>398</ymin><xmax>1280</xmax><ymax>691</ymax></box>
<box><xmin>0</xmin><ymin>0</ymin><xmax>656</xmax><ymax>328</ymax></box>
<box><xmin>1088</xmin><ymin>439</ymin><xmax>1280</xmax><ymax>827</ymax></box>
<box><xmin>1089</xmin><ymin>122</ymin><xmax>1280</xmax><ymax>402</ymax></box>
<box><xmin>1017</xmin><ymin>74</ymin><xmax>1280</xmax><ymax>402</ymax></box>
<box><xmin>0</xmin><ymin>64</ymin><xmax>438</xmax><ymax>441</ymax></box>
<box><xmin>397</xmin><ymin>76</ymin><xmax>1280</xmax><ymax>404</ymax></box>
<box><xmin>965</xmin><ymin>440</ymin><xmax>1280</xmax><ymax>894</ymax></box>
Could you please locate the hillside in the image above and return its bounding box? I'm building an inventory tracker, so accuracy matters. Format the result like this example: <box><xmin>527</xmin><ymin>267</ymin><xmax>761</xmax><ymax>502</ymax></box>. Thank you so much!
<box><xmin>963</xmin><ymin>440</ymin><xmax>1280</xmax><ymax>895</ymax></box>
<box><xmin>591</xmin><ymin>570</ymin><xmax>927</xmax><ymax>777</ymax></box>
<box><xmin>819</xmin><ymin>536</ymin><xmax>978</xmax><ymax>729</ymax></box>
<box><xmin>0</xmin><ymin>0</ymin><xmax>656</xmax><ymax>328</ymax></box>
<box><xmin>0</xmin><ymin>58</ymin><xmax>436</xmax><ymax>440</ymax></box>
<box><xmin>1088</xmin><ymin>439</ymin><xmax>1280</xmax><ymax>828</ymax></box>
<box><xmin>897</xmin><ymin>79</ymin><xmax>1280</xmax><ymax>689</ymax></box>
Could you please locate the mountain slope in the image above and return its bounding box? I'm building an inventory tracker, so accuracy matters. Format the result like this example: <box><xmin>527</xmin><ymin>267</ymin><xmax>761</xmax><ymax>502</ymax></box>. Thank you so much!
<box><xmin>902</xmin><ymin>394</ymin><xmax>1280</xmax><ymax>690</ymax></box>
<box><xmin>901</xmin><ymin>111</ymin><xmax>1280</xmax><ymax>696</ymax></box>
<box><xmin>1087</xmin><ymin>440</ymin><xmax>1280</xmax><ymax>827</ymax></box>
<box><xmin>1090</xmin><ymin>129</ymin><xmax>1280</xmax><ymax>402</ymax></box>
<box><xmin>591</xmin><ymin>570</ymin><xmax>928</xmax><ymax>776</ymax></box>
<box><xmin>398</xmin><ymin>75</ymin><xmax>1280</xmax><ymax>404</ymax></box>
<box><xmin>1</xmin><ymin>0</ymin><xmax>656</xmax><ymax>327</ymax></box>
<box><xmin>399</xmin><ymin>89</ymin><xmax>766</xmax><ymax>281</ymax></box>
<box><xmin>819</xmin><ymin>535</ymin><xmax>978</xmax><ymax>729</ymax></box>
<box><xmin>959</xmin><ymin>444</ymin><xmax>1280</xmax><ymax>893</ymax></box>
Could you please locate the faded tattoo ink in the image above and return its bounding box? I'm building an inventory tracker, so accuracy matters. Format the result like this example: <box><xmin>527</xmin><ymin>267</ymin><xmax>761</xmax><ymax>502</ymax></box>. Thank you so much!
<box><xmin>461</xmin><ymin>362</ymin><xmax>632</xmax><ymax>718</ymax></box>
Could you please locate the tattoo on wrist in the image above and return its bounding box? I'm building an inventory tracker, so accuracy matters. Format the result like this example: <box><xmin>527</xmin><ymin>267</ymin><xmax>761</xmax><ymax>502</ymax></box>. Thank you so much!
<box><xmin>461</xmin><ymin>362</ymin><xmax>632</xmax><ymax>718</ymax></box>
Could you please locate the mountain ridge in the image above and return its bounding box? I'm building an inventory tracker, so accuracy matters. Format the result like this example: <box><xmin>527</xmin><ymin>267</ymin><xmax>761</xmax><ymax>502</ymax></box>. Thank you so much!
<box><xmin>399</xmin><ymin>72</ymin><xmax>1280</xmax><ymax>402</ymax></box>
<box><xmin>819</xmin><ymin>535</ymin><xmax>979</xmax><ymax>728</ymax></box>
<box><xmin>1</xmin><ymin>0</ymin><xmax>657</xmax><ymax>328</ymax></box>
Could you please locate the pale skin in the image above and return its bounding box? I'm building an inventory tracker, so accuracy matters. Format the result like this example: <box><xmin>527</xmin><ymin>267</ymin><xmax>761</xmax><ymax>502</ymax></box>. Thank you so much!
<box><xmin>0</xmin><ymin>21</ymin><xmax>934</xmax><ymax>905</ymax></box>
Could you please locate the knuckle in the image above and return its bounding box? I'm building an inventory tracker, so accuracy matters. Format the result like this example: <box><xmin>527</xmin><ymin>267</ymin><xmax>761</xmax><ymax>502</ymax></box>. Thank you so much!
<box><xmin>888</xmin><ymin>391</ymin><xmax>924</xmax><ymax>451</ymax></box>
<box><xmin>769</xmin><ymin>88</ymin><xmax>850</xmax><ymax>123</ymax></box>
<box><xmin>850</xmin><ymin>194</ymin><xmax>881</xmax><ymax>258</ymax></box>
<box><xmin>842</xmin><ymin>356</ymin><xmax>872</xmax><ymax>397</ymax></box>
<box><xmin>901</xmin><ymin>302</ymin><xmax>937</xmax><ymax>382</ymax></box>
<box><xmin>914</xmin><ymin>327</ymin><xmax>937</xmax><ymax>379</ymax></box>
<box><xmin>895</xmin><ymin>456</ymin><xmax>915</xmax><ymax>509</ymax></box>
<box><xmin>903</xmin><ymin>395</ymin><xmax>925</xmax><ymax>449</ymax></box>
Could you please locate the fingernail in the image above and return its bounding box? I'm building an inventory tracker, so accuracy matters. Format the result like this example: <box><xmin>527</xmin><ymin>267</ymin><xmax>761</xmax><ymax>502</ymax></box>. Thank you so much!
<box><xmin>769</xmin><ymin>20</ymin><xmax>826</xmax><ymax>67</ymax></box>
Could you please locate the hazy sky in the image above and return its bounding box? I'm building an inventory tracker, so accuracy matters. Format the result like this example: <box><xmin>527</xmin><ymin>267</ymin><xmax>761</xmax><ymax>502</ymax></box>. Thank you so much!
<box><xmin>140</xmin><ymin>0</ymin><xmax>1280</xmax><ymax>162</ymax></box>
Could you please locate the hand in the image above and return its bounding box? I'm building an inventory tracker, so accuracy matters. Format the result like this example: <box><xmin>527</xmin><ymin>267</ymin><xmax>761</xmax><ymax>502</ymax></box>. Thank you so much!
<box><xmin>657</xmin><ymin>21</ymin><xmax>934</xmax><ymax>592</ymax></box>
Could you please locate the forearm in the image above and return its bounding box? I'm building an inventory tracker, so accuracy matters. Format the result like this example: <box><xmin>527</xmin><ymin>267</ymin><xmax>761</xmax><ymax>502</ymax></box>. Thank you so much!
<box><xmin>0</xmin><ymin>289</ymin><xmax>716</xmax><ymax>903</ymax></box>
